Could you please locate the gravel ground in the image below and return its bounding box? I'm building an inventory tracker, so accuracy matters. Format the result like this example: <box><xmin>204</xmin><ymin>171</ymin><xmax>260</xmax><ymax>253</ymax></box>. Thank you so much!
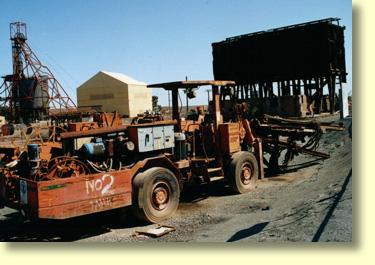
<box><xmin>0</xmin><ymin>114</ymin><xmax>352</xmax><ymax>242</ymax></box>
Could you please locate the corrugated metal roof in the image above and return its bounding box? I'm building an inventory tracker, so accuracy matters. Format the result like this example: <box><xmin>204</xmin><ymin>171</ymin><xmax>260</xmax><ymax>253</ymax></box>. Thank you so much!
<box><xmin>100</xmin><ymin>71</ymin><xmax>147</xmax><ymax>85</ymax></box>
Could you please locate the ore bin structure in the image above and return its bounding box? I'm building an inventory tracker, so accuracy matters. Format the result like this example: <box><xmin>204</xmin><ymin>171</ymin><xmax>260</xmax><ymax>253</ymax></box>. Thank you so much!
<box><xmin>212</xmin><ymin>18</ymin><xmax>347</xmax><ymax>117</ymax></box>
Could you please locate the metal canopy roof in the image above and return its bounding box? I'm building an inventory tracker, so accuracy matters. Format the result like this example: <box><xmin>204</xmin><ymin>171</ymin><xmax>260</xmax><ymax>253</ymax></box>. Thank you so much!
<box><xmin>147</xmin><ymin>80</ymin><xmax>235</xmax><ymax>90</ymax></box>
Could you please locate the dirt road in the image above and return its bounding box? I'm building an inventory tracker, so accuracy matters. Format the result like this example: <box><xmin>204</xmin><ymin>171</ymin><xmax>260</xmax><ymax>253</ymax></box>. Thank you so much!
<box><xmin>0</xmin><ymin>115</ymin><xmax>352</xmax><ymax>242</ymax></box>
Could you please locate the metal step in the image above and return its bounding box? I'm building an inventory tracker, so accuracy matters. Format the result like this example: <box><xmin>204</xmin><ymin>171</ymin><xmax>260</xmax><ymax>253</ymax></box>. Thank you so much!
<box><xmin>210</xmin><ymin>176</ymin><xmax>225</xmax><ymax>182</ymax></box>
<box><xmin>207</xmin><ymin>167</ymin><xmax>223</xmax><ymax>173</ymax></box>
<box><xmin>191</xmin><ymin>157</ymin><xmax>215</xmax><ymax>163</ymax></box>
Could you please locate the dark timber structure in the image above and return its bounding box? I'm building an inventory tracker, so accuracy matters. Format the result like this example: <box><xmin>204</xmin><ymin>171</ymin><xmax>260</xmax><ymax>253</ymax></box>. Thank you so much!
<box><xmin>212</xmin><ymin>18</ymin><xmax>347</xmax><ymax>116</ymax></box>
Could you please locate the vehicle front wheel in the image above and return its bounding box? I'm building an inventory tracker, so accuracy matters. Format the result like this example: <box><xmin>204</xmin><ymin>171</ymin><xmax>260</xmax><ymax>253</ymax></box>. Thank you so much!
<box><xmin>226</xmin><ymin>151</ymin><xmax>258</xmax><ymax>194</ymax></box>
<box><xmin>131</xmin><ymin>167</ymin><xmax>180</xmax><ymax>223</ymax></box>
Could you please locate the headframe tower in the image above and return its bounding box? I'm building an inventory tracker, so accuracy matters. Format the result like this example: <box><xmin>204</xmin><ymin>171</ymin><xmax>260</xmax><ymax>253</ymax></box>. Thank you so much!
<box><xmin>0</xmin><ymin>22</ymin><xmax>76</xmax><ymax>123</ymax></box>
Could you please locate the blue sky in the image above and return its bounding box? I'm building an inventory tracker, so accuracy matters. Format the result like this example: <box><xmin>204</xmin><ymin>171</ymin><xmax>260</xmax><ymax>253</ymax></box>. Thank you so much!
<box><xmin>0</xmin><ymin>0</ymin><xmax>352</xmax><ymax>106</ymax></box>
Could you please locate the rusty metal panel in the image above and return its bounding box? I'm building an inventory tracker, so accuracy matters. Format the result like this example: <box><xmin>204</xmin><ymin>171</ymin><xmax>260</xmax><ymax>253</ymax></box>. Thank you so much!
<box><xmin>219</xmin><ymin>123</ymin><xmax>241</xmax><ymax>154</ymax></box>
<box><xmin>21</xmin><ymin>169</ymin><xmax>133</xmax><ymax>219</ymax></box>
<box><xmin>38</xmin><ymin>193</ymin><xmax>131</xmax><ymax>219</ymax></box>
<box><xmin>68</xmin><ymin>122</ymin><xmax>98</xmax><ymax>132</ymax></box>
<box><xmin>60</xmin><ymin>120</ymin><xmax>176</xmax><ymax>140</ymax></box>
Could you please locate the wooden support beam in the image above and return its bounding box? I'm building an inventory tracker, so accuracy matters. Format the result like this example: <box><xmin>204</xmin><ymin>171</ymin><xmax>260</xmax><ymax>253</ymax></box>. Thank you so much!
<box><xmin>303</xmin><ymin>79</ymin><xmax>308</xmax><ymax>96</ymax></box>
<box><xmin>259</xmin><ymin>83</ymin><xmax>263</xmax><ymax>98</ymax></box>
<box><xmin>328</xmin><ymin>75</ymin><xmax>335</xmax><ymax>114</ymax></box>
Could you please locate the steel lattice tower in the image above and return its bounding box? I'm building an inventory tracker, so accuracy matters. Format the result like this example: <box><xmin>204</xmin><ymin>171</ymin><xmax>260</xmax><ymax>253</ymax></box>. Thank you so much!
<box><xmin>0</xmin><ymin>22</ymin><xmax>77</xmax><ymax>123</ymax></box>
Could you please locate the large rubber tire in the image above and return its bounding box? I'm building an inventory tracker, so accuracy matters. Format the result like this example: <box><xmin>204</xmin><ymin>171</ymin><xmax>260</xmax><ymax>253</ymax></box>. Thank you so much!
<box><xmin>226</xmin><ymin>151</ymin><xmax>259</xmax><ymax>194</ymax></box>
<box><xmin>131</xmin><ymin>167</ymin><xmax>180</xmax><ymax>223</ymax></box>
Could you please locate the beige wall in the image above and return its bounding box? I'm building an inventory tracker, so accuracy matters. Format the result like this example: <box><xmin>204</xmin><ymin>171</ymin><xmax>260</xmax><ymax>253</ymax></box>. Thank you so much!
<box><xmin>77</xmin><ymin>72</ymin><xmax>151</xmax><ymax>117</ymax></box>
<box><xmin>127</xmin><ymin>84</ymin><xmax>152</xmax><ymax>117</ymax></box>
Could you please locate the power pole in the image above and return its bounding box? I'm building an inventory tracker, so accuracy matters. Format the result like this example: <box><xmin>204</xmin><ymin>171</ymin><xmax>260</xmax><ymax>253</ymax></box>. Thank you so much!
<box><xmin>185</xmin><ymin>76</ymin><xmax>188</xmax><ymax>115</ymax></box>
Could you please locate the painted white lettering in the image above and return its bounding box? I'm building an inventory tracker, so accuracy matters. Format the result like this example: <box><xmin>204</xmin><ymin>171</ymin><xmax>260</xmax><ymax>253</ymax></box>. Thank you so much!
<box><xmin>89</xmin><ymin>197</ymin><xmax>114</xmax><ymax>211</ymax></box>
<box><xmin>85</xmin><ymin>174</ymin><xmax>115</xmax><ymax>195</ymax></box>
<box><xmin>101</xmin><ymin>174</ymin><xmax>114</xmax><ymax>195</ymax></box>
<box><xmin>94</xmin><ymin>179</ymin><xmax>103</xmax><ymax>191</ymax></box>
<box><xmin>86</xmin><ymin>180</ymin><xmax>95</xmax><ymax>194</ymax></box>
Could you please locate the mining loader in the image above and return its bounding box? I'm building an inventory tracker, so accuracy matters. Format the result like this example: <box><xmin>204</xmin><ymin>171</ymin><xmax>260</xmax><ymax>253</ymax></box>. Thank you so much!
<box><xmin>0</xmin><ymin>80</ymin><xmax>343</xmax><ymax>223</ymax></box>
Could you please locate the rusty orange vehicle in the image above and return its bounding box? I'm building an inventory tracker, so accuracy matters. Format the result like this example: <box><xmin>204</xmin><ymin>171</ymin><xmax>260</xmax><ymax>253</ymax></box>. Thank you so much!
<box><xmin>0</xmin><ymin>80</ymin><xmax>338</xmax><ymax>223</ymax></box>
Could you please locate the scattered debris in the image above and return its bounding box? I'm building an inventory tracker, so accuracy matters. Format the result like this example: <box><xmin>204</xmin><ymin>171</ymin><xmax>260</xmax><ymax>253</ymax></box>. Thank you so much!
<box><xmin>131</xmin><ymin>233</ymin><xmax>150</xmax><ymax>240</ymax></box>
<box><xmin>136</xmin><ymin>225</ymin><xmax>176</xmax><ymax>238</ymax></box>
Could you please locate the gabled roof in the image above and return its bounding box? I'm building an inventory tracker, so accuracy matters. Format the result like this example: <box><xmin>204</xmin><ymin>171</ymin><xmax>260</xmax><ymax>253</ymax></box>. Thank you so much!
<box><xmin>99</xmin><ymin>71</ymin><xmax>147</xmax><ymax>85</ymax></box>
<box><xmin>77</xmin><ymin>71</ymin><xmax>147</xmax><ymax>90</ymax></box>
<box><xmin>100</xmin><ymin>71</ymin><xmax>147</xmax><ymax>85</ymax></box>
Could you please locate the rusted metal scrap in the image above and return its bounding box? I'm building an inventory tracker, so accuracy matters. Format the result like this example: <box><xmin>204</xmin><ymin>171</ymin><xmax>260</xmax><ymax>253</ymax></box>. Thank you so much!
<box><xmin>253</xmin><ymin>114</ymin><xmax>344</xmax><ymax>170</ymax></box>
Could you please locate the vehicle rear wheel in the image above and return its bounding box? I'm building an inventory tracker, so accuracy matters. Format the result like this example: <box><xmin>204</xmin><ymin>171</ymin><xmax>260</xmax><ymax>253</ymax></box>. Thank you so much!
<box><xmin>226</xmin><ymin>151</ymin><xmax>258</xmax><ymax>194</ymax></box>
<box><xmin>131</xmin><ymin>167</ymin><xmax>180</xmax><ymax>223</ymax></box>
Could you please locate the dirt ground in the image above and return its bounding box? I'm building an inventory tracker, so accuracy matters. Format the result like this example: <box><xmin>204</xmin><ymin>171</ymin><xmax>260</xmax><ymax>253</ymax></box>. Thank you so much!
<box><xmin>0</xmin><ymin>114</ymin><xmax>352</xmax><ymax>242</ymax></box>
